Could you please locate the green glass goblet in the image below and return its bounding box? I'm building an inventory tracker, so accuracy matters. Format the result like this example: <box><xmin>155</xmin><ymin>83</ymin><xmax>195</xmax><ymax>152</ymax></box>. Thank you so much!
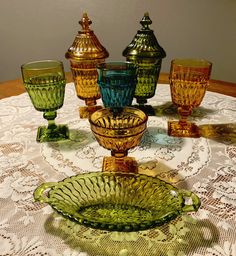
<box><xmin>21</xmin><ymin>60</ymin><xmax>69</xmax><ymax>142</ymax></box>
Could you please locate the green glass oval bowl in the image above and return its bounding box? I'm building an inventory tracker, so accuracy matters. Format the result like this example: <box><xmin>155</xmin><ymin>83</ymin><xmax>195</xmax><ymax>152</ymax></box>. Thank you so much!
<box><xmin>34</xmin><ymin>172</ymin><xmax>200</xmax><ymax>232</ymax></box>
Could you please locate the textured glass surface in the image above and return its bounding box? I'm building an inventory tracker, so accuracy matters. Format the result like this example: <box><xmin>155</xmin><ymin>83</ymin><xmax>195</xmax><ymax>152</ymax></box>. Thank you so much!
<box><xmin>21</xmin><ymin>60</ymin><xmax>69</xmax><ymax>142</ymax></box>
<box><xmin>65</xmin><ymin>13</ymin><xmax>109</xmax><ymax>118</ymax></box>
<box><xmin>89</xmin><ymin>107</ymin><xmax>147</xmax><ymax>153</ymax></box>
<box><xmin>24</xmin><ymin>74</ymin><xmax>65</xmax><ymax>112</ymax></box>
<box><xmin>128</xmin><ymin>58</ymin><xmax>162</xmax><ymax>104</ymax></box>
<box><xmin>89</xmin><ymin>107</ymin><xmax>147</xmax><ymax>172</ymax></box>
<box><xmin>122</xmin><ymin>13</ymin><xmax>166</xmax><ymax>114</ymax></box>
<box><xmin>97</xmin><ymin>62</ymin><xmax>137</xmax><ymax>109</ymax></box>
<box><xmin>168</xmin><ymin>59</ymin><xmax>212</xmax><ymax>138</ymax></box>
<box><xmin>70</xmin><ymin>59</ymin><xmax>103</xmax><ymax>103</ymax></box>
<box><xmin>34</xmin><ymin>172</ymin><xmax>201</xmax><ymax>232</ymax></box>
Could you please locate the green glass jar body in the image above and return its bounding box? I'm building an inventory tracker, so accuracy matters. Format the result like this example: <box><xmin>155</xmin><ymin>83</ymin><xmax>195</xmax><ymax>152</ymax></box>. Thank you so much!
<box><xmin>127</xmin><ymin>57</ymin><xmax>162</xmax><ymax>105</ymax></box>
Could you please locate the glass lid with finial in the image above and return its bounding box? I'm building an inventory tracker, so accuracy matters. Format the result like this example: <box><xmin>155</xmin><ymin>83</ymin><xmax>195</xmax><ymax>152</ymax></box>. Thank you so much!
<box><xmin>65</xmin><ymin>13</ymin><xmax>109</xmax><ymax>119</ymax></box>
<box><xmin>123</xmin><ymin>12</ymin><xmax>166</xmax><ymax>60</ymax></box>
<box><xmin>65</xmin><ymin>12</ymin><xmax>109</xmax><ymax>61</ymax></box>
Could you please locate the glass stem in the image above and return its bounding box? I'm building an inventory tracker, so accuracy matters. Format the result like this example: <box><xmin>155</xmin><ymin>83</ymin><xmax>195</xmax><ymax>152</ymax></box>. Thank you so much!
<box><xmin>111</xmin><ymin>150</ymin><xmax>128</xmax><ymax>158</ymax></box>
<box><xmin>178</xmin><ymin>106</ymin><xmax>192</xmax><ymax>125</ymax></box>
<box><xmin>43</xmin><ymin>111</ymin><xmax>57</xmax><ymax>130</ymax></box>
<box><xmin>85</xmin><ymin>98</ymin><xmax>96</xmax><ymax>106</ymax></box>
<box><xmin>137</xmin><ymin>97</ymin><xmax>147</xmax><ymax>106</ymax></box>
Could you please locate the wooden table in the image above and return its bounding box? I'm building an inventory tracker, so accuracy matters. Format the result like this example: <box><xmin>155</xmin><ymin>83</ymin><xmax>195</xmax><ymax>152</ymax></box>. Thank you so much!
<box><xmin>0</xmin><ymin>73</ymin><xmax>235</xmax><ymax>99</ymax></box>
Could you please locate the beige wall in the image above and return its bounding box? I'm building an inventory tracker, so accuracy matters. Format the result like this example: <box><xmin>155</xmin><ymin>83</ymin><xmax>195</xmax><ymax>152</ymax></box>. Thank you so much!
<box><xmin>0</xmin><ymin>0</ymin><xmax>236</xmax><ymax>83</ymax></box>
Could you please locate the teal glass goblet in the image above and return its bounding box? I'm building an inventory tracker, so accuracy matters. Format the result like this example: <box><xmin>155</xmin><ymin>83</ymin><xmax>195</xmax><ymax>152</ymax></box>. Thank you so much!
<box><xmin>97</xmin><ymin>62</ymin><xmax>137</xmax><ymax>114</ymax></box>
<box><xmin>21</xmin><ymin>60</ymin><xmax>69</xmax><ymax>142</ymax></box>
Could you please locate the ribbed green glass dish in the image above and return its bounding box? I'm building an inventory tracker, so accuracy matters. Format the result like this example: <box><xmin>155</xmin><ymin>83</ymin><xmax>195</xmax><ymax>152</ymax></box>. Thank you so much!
<box><xmin>34</xmin><ymin>172</ymin><xmax>200</xmax><ymax>232</ymax></box>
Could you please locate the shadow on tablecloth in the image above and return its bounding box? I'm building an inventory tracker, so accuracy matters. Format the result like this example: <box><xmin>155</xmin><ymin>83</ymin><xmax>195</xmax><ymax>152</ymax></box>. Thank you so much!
<box><xmin>153</xmin><ymin>101</ymin><xmax>217</xmax><ymax>119</ymax></box>
<box><xmin>45</xmin><ymin>128</ymin><xmax>96</xmax><ymax>152</ymax></box>
<box><xmin>199</xmin><ymin>122</ymin><xmax>236</xmax><ymax>145</ymax></box>
<box><xmin>44</xmin><ymin>212</ymin><xmax>219</xmax><ymax>256</ymax></box>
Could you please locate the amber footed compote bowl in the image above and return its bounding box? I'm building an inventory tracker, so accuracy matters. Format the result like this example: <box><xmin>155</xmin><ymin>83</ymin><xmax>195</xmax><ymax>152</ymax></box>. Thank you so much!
<box><xmin>89</xmin><ymin>107</ymin><xmax>148</xmax><ymax>173</ymax></box>
<box><xmin>168</xmin><ymin>59</ymin><xmax>212</xmax><ymax>138</ymax></box>
<box><xmin>21</xmin><ymin>60</ymin><xmax>69</xmax><ymax>142</ymax></box>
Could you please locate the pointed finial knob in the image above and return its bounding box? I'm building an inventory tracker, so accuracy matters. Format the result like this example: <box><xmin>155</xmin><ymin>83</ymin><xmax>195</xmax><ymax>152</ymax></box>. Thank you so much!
<box><xmin>140</xmin><ymin>12</ymin><xmax>152</xmax><ymax>30</ymax></box>
<box><xmin>79</xmin><ymin>12</ymin><xmax>92</xmax><ymax>31</ymax></box>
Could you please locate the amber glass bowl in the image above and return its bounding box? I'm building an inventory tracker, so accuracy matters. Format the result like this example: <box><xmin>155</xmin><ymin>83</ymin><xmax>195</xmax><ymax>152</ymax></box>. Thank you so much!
<box><xmin>89</xmin><ymin>107</ymin><xmax>148</xmax><ymax>172</ymax></box>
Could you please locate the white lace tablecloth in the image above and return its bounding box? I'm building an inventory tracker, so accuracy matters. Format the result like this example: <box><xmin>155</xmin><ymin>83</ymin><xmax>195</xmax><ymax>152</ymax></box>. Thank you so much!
<box><xmin>0</xmin><ymin>83</ymin><xmax>235</xmax><ymax>256</ymax></box>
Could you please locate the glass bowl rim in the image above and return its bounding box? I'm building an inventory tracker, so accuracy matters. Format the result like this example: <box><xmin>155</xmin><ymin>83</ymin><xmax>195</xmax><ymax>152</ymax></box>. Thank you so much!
<box><xmin>89</xmin><ymin>107</ymin><xmax>148</xmax><ymax>130</ymax></box>
<box><xmin>96</xmin><ymin>61</ymin><xmax>137</xmax><ymax>71</ymax></box>
<box><xmin>21</xmin><ymin>60</ymin><xmax>64</xmax><ymax>71</ymax></box>
<box><xmin>171</xmin><ymin>58</ymin><xmax>212</xmax><ymax>68</ymax></box>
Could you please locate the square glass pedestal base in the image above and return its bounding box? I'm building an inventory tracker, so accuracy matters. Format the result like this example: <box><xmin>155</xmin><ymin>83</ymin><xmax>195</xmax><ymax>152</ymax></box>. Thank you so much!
<box><xmin>102</xmin><ymin>156</ymin><xmax>138</xmax><ymax>173</ymax></box>
<box><xmin>36</xmin><ymin>125</ymin><xmax>69</xmax><ymax>143</ymax></box>
<box><xmin>79</xmin><ymin>105</ymin><xmax>103</xmax><ymax>119</ymax></box>
<box><xmin>168</xmin><ymin>121</ymin><xmax>200</xmax><ymax>138</ymax></box>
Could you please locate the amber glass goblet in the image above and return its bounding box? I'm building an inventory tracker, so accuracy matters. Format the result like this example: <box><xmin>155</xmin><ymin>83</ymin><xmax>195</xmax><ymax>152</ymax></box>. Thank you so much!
<box><xmin>168</xmin><ymin>59</ymin><xmax>212</xmax><ymax>138</ymax></box>
<box><xmin>89</xmin><ymin>107</ymin><xmax>148</xmax><ymax>173</ymax></box>
<box><xmin>21</xmin><ymin>60</ymin><xmax>69</xmax><ymax>142</ymax></box>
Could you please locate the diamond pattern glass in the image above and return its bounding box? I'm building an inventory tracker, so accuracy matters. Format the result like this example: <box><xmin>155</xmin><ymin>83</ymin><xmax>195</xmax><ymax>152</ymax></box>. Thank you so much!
<box><xmin>21</xmin><ymin>60</ymin><xmax>69</xmax><ymax>142</ymax></box>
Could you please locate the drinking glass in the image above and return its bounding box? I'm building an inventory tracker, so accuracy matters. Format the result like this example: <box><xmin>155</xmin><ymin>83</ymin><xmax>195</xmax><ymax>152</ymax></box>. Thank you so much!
<box><xmin>168</xmin><ymin>59</ymin><xmax>212</xmax><ymax>137</ymax></box>
<box><xmin>21</xmin><ymin>60</ymin><xmax>69</xmax><ymax>142</ymax></box>
<box><xmin>97</xmin><ymin>61</ymin><xmax>137</xmax><ymax>114</ymax></box>
<box><xmin>89</xmin><ymin>107</ymin><xmax>148</xmax><ymax>173</ymax></box>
